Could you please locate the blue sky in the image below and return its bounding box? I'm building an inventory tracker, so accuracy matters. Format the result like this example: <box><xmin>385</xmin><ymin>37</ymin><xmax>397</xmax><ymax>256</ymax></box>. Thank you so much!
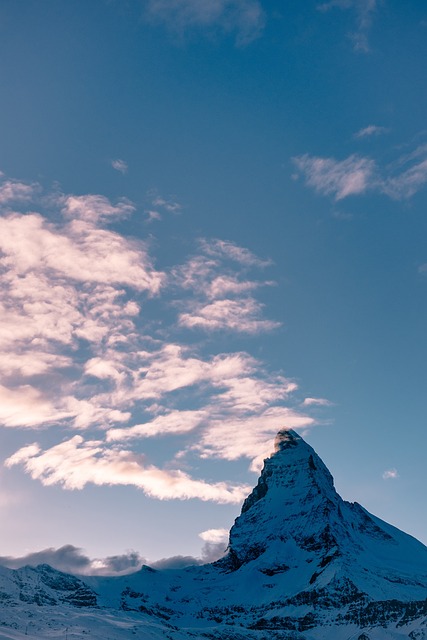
<box><xmin>0</xmin><ymin>0</ymin><xmax>426</xmax><ymax>573</ymax></box>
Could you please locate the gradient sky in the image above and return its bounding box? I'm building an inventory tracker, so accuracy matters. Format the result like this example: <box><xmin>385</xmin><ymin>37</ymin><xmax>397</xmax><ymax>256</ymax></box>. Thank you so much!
<box><xmin>0</xmin><ymin>0</ymin><xmax>426</xmax><ymax>574</ymax></box>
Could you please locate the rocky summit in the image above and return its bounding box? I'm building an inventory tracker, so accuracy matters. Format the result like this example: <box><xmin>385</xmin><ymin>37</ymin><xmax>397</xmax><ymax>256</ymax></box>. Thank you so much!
<box><xmin>0</xmin><ymin>430</ymin><xmax>426</xmax><ymax>639</ymax></box>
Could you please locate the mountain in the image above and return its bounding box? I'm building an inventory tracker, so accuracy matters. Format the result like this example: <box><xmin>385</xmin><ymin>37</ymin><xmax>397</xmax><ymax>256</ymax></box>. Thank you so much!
<box><xmin>0</xmin><ymin>429</ymin><xmax>426</xmax><ymax>640</ymax></box>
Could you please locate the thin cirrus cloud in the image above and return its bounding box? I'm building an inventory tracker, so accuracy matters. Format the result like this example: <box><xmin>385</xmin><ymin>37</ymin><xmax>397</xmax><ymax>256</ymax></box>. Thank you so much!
<box><xmin>354</xmin><ymin>124</ymin><xmax>389</xmax><ymax>139</ymax></box>
<box><xmin>144</xmin><ymin>0</ymin><xmax>266</xmax><ymax>46</ymax></box>
<box><xmin>0</xmin><ymin>171</ymin><xmax>316</xmax><ymax>504</ymax></box>
<box><xmin>293</xmin><ymin>144</ymin><xmax>427</xmax><ymax>201</ymax></box>
<box><xmin>318</xmin><ymin>0</ymin><xmax>380</xmax><ymax>53</ymax></box>
<box><xmin>292</xmin><ymin>154</ymin><xmax>376</xmax><ymax>201</ymax></box>
<box><xmin>111</xmin><ymin>159</ymin><xmax>128</xmax><ymax>174</ymax></box>
<box><xmin>144</xmin><ymin>192</ymin><xmax>182</xmax><ymax>222</ymax></box>
<box><xmin>303</xmin><ymin>397</ymin><xmax>332</xmax><ymax>407</ymax></box>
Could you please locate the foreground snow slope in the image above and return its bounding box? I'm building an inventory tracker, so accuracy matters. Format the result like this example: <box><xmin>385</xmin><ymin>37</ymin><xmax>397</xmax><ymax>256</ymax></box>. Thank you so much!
<box><xmin>0</xmin><ymin>430</ymin><xmax>426</xmax><ymax>639</ymax></box>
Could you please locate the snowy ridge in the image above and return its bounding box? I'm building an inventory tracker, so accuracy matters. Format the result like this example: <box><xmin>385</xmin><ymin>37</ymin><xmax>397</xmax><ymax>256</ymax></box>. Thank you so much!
<box><xmin>0</xmin><ymin>429</ymin><xmax>426</xmax><ymax>639</ymax></box>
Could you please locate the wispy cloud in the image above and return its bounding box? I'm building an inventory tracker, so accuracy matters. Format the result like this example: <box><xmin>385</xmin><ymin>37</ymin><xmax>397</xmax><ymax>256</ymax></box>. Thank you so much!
<box><xmin>144</xmin><ymin>192</ymin><xmax>182</xmax><ymax>222</ymax></box>
<box><xmin>303</xmin><ymin>397</ymin><xmax>332</xmax><ymax>406</ymax></box>
<box><xmin>199</xmin><ymin>238</ymin><xmax>271</xmax><ymax>268</ymax></box>
<box><xmin>382</xmin><ymin>157</ymin><xmax>427</xmax><ymax>200</ymax></box>
<box><xmin>318</xmin><ymin>0</ymin><xmax>380</xmax><ymax>53</ymax></box>
<box><xmin>293</xmin><ymin>144</ymin><xmax>427</xmax><ymax>201</ymax></box>
<box><xmin>179</xmin><ymin>298</ymin><xmax>280</xmax><ymax>333</ymax></box>
<box><xmin>354</xmin><ymin>124</ymin><xmax>389</xmax><ymax>138</ymax></box>
<box><xmin>145</xmin><ymin>0</ymin><xmax>266</xmax><ymax>46</ymax></box>
<box><xmin>0</xmin><ymin>179</ymin><xmax>38</xmax><ymax>205</ymax></box>
<box><xmin>6</xmin><ymin>435</ymin><xmax>251</xmax><ymax>503</ymax></box>
<box><xmin>111</xmin><ymin>159</ymin><xmax>128</xmax><ymax>174</ymax></box>
<box><xmin>382</xmin><ymin>468</ymin><xmax>399</xmax><ymax>480</ymax></box>
<box><xmin>293</xmin><ymin>154</ymin><xmax>376</xmax><ymax>200</ymax></box>
<box><xmin>194</xmin><ymin>407</ymin><xmax>314</xmax><ymax>472</ymax></box>
<box><xmin>174</xmin><ymin>239</ymin><xmax>277</xmax><ymax>334</ymax></box>
<box><xmin>62</xmin><ymin>194</ymin><xmax>135</xmax><ymax>224</ymax></box>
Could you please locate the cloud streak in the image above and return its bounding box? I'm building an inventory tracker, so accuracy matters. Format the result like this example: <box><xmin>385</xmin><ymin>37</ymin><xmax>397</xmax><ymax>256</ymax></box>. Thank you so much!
<box><xmin>6</xmin><ymin>435</ymin><xmax>251</xmax><ymax>503</ymax></box>
<box><xmin>293</xmin><ymin>154</ymin><xmax>376</xmax><ymax>200</ymax></box>
<box><xmin>293</xmin><ymin>144</ymin><xmax>427</xmax><ymax>201</ymax></box>
<box><xmin>318</xmin><ymin>0</ymin><xmax>380</xmax><ymax>53</ymax></box>
<box><xmin>145</xmin><ymin>0</ymin><xmax>265</xmax><ymax>46</ymax></box>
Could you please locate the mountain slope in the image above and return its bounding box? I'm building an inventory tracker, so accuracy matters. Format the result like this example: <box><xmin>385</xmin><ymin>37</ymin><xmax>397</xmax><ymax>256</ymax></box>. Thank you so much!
<box><xmin>0</xmin><ymin>429</ymin><xmax>426</xmax><ymax>640</ymax></box>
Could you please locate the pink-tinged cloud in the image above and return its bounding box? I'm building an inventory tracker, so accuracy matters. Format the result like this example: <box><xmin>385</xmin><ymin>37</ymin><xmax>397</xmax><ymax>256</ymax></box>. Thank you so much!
<box><xmin>354</xmin><ymin>124</ymin><xmax>388</xmax><ymax>138</ymax></box>
<box><xmin>199</xmin><ymin>238</ymin><xmax>271</xmax><ymax>267</ymax></box>
<box><xmin>0</xmin><ymin>213</ymin><xmax>164</xmax><ymax>291</ymax></box>
<box><xmin>107</xmin><ymin>410</ymin><xmax>206</xmax><ymax>442</ymax></box>
<box><xmin>195</xmin><ymin>407</ymin><xmax>314</xmax><ymax>468</ymax></box>
<box><xmin>382</xmin><ymin>158</ymin><xmax>427</xmax><ymax>200</ymax></box>
<box><xmin>62</xmin><ymin>194</ymin><xmax>134</xmax><ymax>224</ymax></box>
<box><xmin>293</xmin><ymin>153</ymin><xmax>376</xmax><ymax>200</ymax></box>
<box><xmin>6</xmin><ymin>436</ymin><xmax>251</xmax><ymax>503</ymax></box>
<box><xmin>179</xmin><ymin>298</ymin><xmax>281</xmax><ymax>333</ymax></box>
<box><xmin>0</xmin><ymin>180</ymin><xmax>38</xmax><ymax>205</ymax></box>
<box><xmin>0</xmin><ymin>385</ymin><xmax>70</xmax><ymax>428</ymax></box>
<box><xmin>303</xmin><ymin>397</ymin><xmax>332</xmax><ymax>406</ymax></box>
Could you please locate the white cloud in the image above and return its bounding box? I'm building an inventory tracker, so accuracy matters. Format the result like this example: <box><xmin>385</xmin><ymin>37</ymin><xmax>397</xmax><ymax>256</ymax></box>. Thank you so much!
<box><xmin>0</xmin><ymin>385</ymin><xmax>70</xmax><ymax>428</ymax></box>
<box><xmin>382</xmin><ymin>468</ymin><xmax>399</xmax><ymax>480</ymax></box>
<box><xmin>6</xmin><ymin>436</ymin><xmax>251</xmax><ymax>503</ymax></box>
<box><xmin>199</xmin><ymin>238</ymin><xmax>271</xmax><ymax>267</ymax></box>
<box><xmin>152</xmin><ymin>195</ymin><xmax>182</xmax><ymax>214</ymax></box>
<box><xmin>199</xmin><ymin>528</ymin><xmax>229</xmax><ymax>544</ymax></box>
<box><xmin>62</xmin><ymin>194</ymin><xmax>134</xmax><ymax>224</ymax></box>
<box><xmin>303</xmin><ymin>397</ymin><xmax>332</xmax><ymax>406</ymax></box>
<box><xmin>111</xmin><ymin>159</ymin><xmax>128</xmax><ymax>174</ymax></box>
<box><xmin>107</xmin><ymin>410</ymin><xmax>206</xmax><ymax>442</ymax></box>
<box><xmin>174</xmin><ymin>239</ymin><xmax>277</xmax><ymax>334</ymax></box>
<box><xmin>195</xmin><ymin>408</ymin><xmax>314</xmax><ymax>470</ymax></box>
<box><xmin>145</xmin><ymin>0</ymin><xmax>265</xmax><ymax>45</ymax></box>
<box><xmin>179</xmin><ymin>298</ymin><xmax>280</xmax><ymax>333</ymax></box>
<box><xmin>382</xmin><ymin>157</ymin><xmax>427</xmax><ymax>200</ymax></box>
<box><xmin>354</xmin><ymin>124</ymin><xmax>388</xmax><ymax>138</ymax></box>
<box><xmin>293</xmin><ymin>153</ymin><xmax>376</xmax><ymax>200</ymax></box>
<box><xmin>294</xmin><ymin>145</ymin><xmax>427</xmax><ymax>201</ymax></box>
<box><xmin>144</xmin><ymin>193</ymin><xmax>182</xmax><ymax>221</ymax></box>
<box><xmin>0</xmin><ymin>180</ymin><xmax>38</xmax><ymax>205</ymax></box>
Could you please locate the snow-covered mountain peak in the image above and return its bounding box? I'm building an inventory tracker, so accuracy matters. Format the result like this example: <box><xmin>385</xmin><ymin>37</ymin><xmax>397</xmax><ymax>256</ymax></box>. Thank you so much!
<box><xmin>224</xmin><ymin>429</ymin><xmax>342</xmax><ymax>571</ymax></box>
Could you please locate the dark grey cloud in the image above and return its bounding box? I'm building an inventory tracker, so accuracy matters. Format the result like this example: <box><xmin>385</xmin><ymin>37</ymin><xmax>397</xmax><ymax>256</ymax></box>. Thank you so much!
<box><xmin>0</xmin><ymin>545</ymin><xmax>145</xmax><ymax>576</ymax></box>
<box><xmin>150</xmin><ymin>540</ymin><xmax>227</xmax><ymax>569</ymax></box>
